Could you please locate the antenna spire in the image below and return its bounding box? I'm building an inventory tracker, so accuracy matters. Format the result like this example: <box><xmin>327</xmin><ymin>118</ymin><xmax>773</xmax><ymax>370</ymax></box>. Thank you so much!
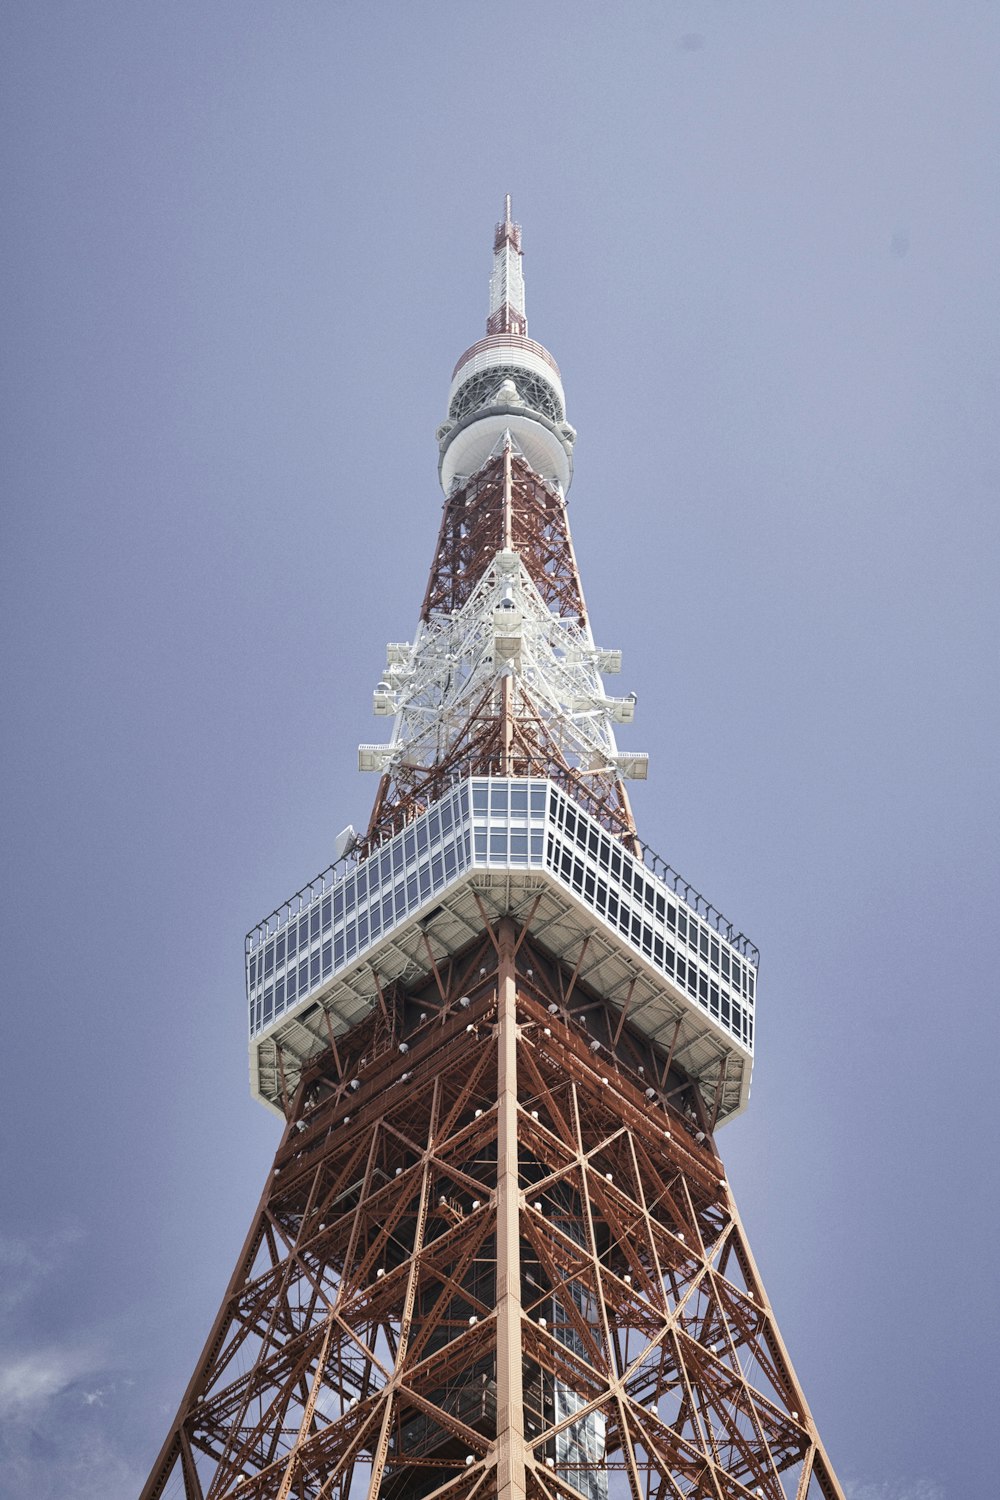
<box><xmin>488</xmin><ymin>193</ymin><xmax>527</xmax><ymax>336</ymax></box>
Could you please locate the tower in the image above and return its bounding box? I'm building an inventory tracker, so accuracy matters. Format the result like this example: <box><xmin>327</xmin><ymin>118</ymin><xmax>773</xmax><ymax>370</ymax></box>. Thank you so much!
<box><xmin>142</xmin><ymin>201</ymin><xmax>845</xmax><ymax>1500</ymax></box>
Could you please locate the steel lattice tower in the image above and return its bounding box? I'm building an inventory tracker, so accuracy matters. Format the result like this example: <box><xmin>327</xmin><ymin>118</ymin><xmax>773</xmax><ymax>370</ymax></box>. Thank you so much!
<box><xmin>142</xmin><ymin>201</ymin><xmax>845</xmax><ymax>1500</ymax></box>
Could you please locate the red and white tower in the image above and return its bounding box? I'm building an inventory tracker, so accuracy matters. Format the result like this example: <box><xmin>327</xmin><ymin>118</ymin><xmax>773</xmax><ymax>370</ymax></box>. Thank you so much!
<box><xmin>142</xmin><ymin>203</ymin><xmax>845</xmax><ymax>1500</ymax></box>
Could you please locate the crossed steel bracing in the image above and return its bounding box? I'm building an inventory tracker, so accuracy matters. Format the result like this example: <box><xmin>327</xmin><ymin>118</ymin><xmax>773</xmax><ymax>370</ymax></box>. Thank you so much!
<box><xmin>142</xmin><ymin>918</ymin><xmax>843</xmax><ymax>1500</ymax></box>
<box><xmin>362</xmin><ymin>445</ymin><xmax>640</xmax><ymax>856</ymax></box>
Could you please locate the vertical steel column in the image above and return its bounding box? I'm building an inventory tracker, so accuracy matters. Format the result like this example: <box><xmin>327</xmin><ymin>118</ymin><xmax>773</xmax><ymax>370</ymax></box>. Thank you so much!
<box><xmin>500</xmin><ymin>440</ymin><xmax>515</xmax><ymax>775</ymax></box>
<box><xmin>495</xmin><ymin>917</ymin><xmax>526</xmax><ymax>1500</ymax></box>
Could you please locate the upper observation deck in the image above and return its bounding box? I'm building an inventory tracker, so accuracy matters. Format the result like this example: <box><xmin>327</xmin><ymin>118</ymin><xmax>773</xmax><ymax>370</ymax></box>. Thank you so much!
<box><xmin>247</xmin><ymin>777</ymin><xmax>757</xmax><ymax>1121</ymax></box>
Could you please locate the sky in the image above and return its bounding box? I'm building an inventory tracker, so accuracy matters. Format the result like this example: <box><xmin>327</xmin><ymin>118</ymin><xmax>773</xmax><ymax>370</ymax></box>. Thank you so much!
<box><xmin>1</xmin><ymin>3</ymin><xmax>998</xmax><ymax>1496</ymax></box>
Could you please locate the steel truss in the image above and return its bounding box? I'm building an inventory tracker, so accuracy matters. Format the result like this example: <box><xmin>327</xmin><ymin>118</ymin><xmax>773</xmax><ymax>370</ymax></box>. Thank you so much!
<box><xmin>363</xmin><ymin>446</ymin><xmax>640</xmax><ymax>856</ymax></box>
<box><xmin>142</xmin><ymin>919</ymin><xmax>843</xmax><ymax>1500</ymax></box>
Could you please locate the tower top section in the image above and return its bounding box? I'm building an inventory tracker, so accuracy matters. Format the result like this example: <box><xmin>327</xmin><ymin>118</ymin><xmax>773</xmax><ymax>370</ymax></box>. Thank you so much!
<box><xmin>487</xmin><ymin>193</ymin><xmax>527</xmax><ymax>336</ymax></box>
<box><xmin>437</xmin><ymin>196</ymin><xmax>577</xmax><ymax>494</ymax></box>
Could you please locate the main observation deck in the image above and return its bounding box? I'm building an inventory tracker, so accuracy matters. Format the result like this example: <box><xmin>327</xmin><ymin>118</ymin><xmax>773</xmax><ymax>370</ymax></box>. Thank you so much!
<box><xmin>247</xmin><ymin>778</ymin><xmax>758</xmax><ymax>1121</ymax></box>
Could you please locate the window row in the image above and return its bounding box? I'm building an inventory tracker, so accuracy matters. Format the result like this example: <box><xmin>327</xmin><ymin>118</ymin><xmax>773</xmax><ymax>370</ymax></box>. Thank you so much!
<box><xmin>547</xmin><ymin>834</ymin><xmax>752</xmax><ymax>1049</ymax></box>
<box><xmin>470</xmin><ymin>780</ymin><xmax>549</xmax><ymax>818</ymax></box>
<box><xmin>249</xmin><ymin>788</ymin><xmax>472</xmax><ymax>993</ymax></box>
<box><xmin>547</xmin><ymin>788</ymin><xmax>754</xmax><ymax>999</ymax></box>
<box><xmin>249</xmin><ymin>835</ymin><xmax>469</xmax><ymax>1032</ymax></box>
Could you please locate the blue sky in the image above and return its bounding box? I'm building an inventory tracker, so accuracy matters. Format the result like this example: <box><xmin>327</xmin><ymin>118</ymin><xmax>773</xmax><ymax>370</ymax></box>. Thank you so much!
<box><xmin>1</xmin><ymin>4</ymin><xmax>997</xmax><ymax>1497</ymax></box>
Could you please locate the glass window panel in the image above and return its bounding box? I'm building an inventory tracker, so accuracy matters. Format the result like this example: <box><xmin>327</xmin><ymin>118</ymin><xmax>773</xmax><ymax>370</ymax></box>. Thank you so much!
<box><xmin>472</xmin><ymin>783</ymin><xmax>488</xmax><ymax>814</ymax></box>
<box><xmin>264</xmin><ymin>947</ymin><xmax>274</xmax><ymax>978</ymax></box>
<box><xmin>511</xmin><ymin>783</ymin><xmax>528</xmax><ymax>813</ymax></box>
<box><xmin>310</xmin><ymin>953</ymin><xmax>320</xmax><ymax>985</ymax></box>
<box><xmin>489</xmin><ymin>831</ymin><xmax>508</xmax><ymax>858</ymax></box>
<box><xmin>322</xmin><ymin>939</ymin><xmax>332</xmax><ymax>977</ymax></box>
<box><xmin>276</xmin><ymin>934</ymin><xmax>285</xmax><ymax>965</ymax></box>
<box><xmin>321</xmin><ymin>895</ymin><xmax>332</xmax><ymax>932</ymax></box>
<box><xmin>298</xmin><ymin>959</ymin><xmax>308</xmax><ymax>992</ymax></box>
<box><xmin>275</xmin><ymin>978</ymin><xmax>285</xmax><ymax>1010</ymax></box>
<box><xmin>490</xmin><ymin>784</ymin><xmax>508</xmax><ymax>813</ymax></box>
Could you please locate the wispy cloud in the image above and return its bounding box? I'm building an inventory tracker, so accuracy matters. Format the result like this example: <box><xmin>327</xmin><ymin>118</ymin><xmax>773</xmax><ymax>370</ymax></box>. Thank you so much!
<box><xmin>0</xmin><ymin>1346</ymin><xmax>98</xmax><ymax>1418</ymax></box>
<box><xmin>0</xmin><ymin>1224</ymin><xmax>83</xmax><ymax>1318</ymax></box>
<box><xmin>0</xmin><ymin>1226</ymin><xmax>142</xmax><ymax>1499</ymax></box>
<box><xmin>0</xmin><ymin>1419</ymin><xmax>143</xmax><ymax>1500</ymax></box>
<box><xmin>846</xmin><ymin>1480</ymin><xmax>945</xmax><ymax>1500</ymax></box>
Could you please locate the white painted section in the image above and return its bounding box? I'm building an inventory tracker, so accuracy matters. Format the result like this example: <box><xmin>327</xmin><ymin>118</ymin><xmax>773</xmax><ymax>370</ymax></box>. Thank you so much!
<box><xmin>441</xmin><ymin>413</ymin><xmax>571</xmax><ymax>493</ymax></box>
<box><xmin>448</xmin><ymin>340</ymin><xmax>564</xmax><ymax>411</ymax></box>
<box><xmin>489</xmin><ymin>237</ymin><xmax>526</xmax><ymax>321</ymax></box>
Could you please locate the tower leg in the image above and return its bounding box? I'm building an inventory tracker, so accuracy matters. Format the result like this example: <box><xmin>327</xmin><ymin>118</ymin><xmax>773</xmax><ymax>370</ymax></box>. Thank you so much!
<box><xmin>495</xmin><ymin>918</ymin><xmax>526</xmax><ymax>1500</ymax></box>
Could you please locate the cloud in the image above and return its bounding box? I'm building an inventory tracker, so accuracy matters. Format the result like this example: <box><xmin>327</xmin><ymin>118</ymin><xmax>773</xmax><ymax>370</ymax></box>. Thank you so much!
<box><xmin>0</xmin><ymin>1227</ymin><xmax>144</xmax><ymax>1498</ymax></box>
<box><xmin>0</xmin><ymin>1346</ymin><xmax>97</xmax><ymax>1418</ymax></box>
<box><xmin>0</xmin><ymin>1348</ymin><xmax>144</xmax><ymax>1500</ymax></box>
<box><xmin>0</xmin><ymin>1225</ymin><xmax>83</xmax><ymax>1319</ymax></box>
<box><xmin>845</xmin><ymin>1480</ymin><xmax>945</xmax><ymax>1500</ymax></box>
<box><xmin>0</xmin><ymin>1419</ymin><xmax>143</xmax><ymax>1500</ymax></box>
